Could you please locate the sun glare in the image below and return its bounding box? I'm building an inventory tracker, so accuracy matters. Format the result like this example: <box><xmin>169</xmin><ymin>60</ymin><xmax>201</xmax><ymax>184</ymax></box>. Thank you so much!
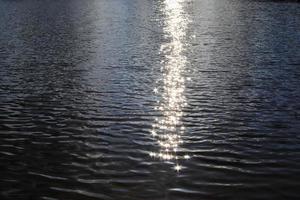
<box><xmin>150</xmin><ymin>0</ymin><xmax>190</xmax><ymax>171</ymax></box>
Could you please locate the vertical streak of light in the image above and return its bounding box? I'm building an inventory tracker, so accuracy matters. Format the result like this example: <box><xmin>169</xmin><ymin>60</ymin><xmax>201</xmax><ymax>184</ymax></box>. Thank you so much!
<box><xmin>150</xmin><ymin>0</ymin><xmax>190</xmax><ymax>171</ymax></box>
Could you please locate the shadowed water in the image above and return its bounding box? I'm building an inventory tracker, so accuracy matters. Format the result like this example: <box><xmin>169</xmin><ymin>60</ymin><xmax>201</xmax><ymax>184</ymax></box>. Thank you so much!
<box><xmin>0</xmin><ymin>0</ymin><xmax>300</xmax><ymax>199</ymax></box>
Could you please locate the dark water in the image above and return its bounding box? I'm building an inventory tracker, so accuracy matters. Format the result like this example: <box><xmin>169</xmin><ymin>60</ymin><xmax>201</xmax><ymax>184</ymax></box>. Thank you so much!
<box><xmin>1</xmin><ymin>0</ymin><xmax>300</xmax><ymax>199</ymax></box>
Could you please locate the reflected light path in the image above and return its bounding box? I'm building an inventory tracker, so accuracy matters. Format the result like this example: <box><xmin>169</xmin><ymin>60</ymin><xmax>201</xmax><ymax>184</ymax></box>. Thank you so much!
<box><xmin>150</xmin><ymin>0</ymin><xmax>190</xmax><ymax>171</ymax></box>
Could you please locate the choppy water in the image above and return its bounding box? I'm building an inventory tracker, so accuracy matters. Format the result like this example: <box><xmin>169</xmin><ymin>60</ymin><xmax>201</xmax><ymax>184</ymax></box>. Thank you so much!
<box><xmin>1</xmin><ymin>0</ymin><xmax>300</xmax><ymax>199</ymax></box>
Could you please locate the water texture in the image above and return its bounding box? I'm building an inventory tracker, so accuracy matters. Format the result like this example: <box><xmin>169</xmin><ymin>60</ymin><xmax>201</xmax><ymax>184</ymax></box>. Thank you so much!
<box><xmin>0</xmin><ymin>0</ymin><xmax>300</xmax><ymax>199</ymax></box>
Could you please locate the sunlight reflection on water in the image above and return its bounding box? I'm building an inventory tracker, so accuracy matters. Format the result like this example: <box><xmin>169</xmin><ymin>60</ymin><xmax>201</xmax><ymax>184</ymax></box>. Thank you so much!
<box><xmin>150</xmin><ymin>0</ymin><xmax>190</xmax><ymax>171</ymax></box>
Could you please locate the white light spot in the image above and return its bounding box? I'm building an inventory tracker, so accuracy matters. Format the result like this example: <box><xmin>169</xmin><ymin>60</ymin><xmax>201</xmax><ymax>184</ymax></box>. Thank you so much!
<box><xmin>174</xmin><ymin>164</ymin><xmax>182</xmax><ymax>172</ymax></box>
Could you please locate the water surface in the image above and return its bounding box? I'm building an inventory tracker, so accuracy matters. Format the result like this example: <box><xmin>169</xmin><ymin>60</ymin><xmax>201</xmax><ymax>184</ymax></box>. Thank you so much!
<box><xmin>0</xmin><ymin>0</ymin><xmax>300</xmax><ymax>199</ymax></box>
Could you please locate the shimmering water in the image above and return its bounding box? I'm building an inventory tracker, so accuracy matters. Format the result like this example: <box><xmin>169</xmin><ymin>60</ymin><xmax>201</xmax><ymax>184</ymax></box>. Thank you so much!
<box><xmin>1</xmin><ymin>0</ymin><xmax>300</xmax><ymax>199</ymax></box>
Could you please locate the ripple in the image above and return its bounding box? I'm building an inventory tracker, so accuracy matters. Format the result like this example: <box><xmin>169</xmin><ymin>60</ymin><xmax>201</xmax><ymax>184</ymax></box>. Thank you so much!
<box><xmin>50</xmin><ymin>187</ymin><xmax>112</xmax><ymax>200</ymax></box>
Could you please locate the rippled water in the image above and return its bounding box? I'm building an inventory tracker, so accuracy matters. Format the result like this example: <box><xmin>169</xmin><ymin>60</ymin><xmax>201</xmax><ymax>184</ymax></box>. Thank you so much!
<box><xmin>1</xmin><ymin>0</ymin><xmax>300</xmax><ymax>199</ymax></box>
